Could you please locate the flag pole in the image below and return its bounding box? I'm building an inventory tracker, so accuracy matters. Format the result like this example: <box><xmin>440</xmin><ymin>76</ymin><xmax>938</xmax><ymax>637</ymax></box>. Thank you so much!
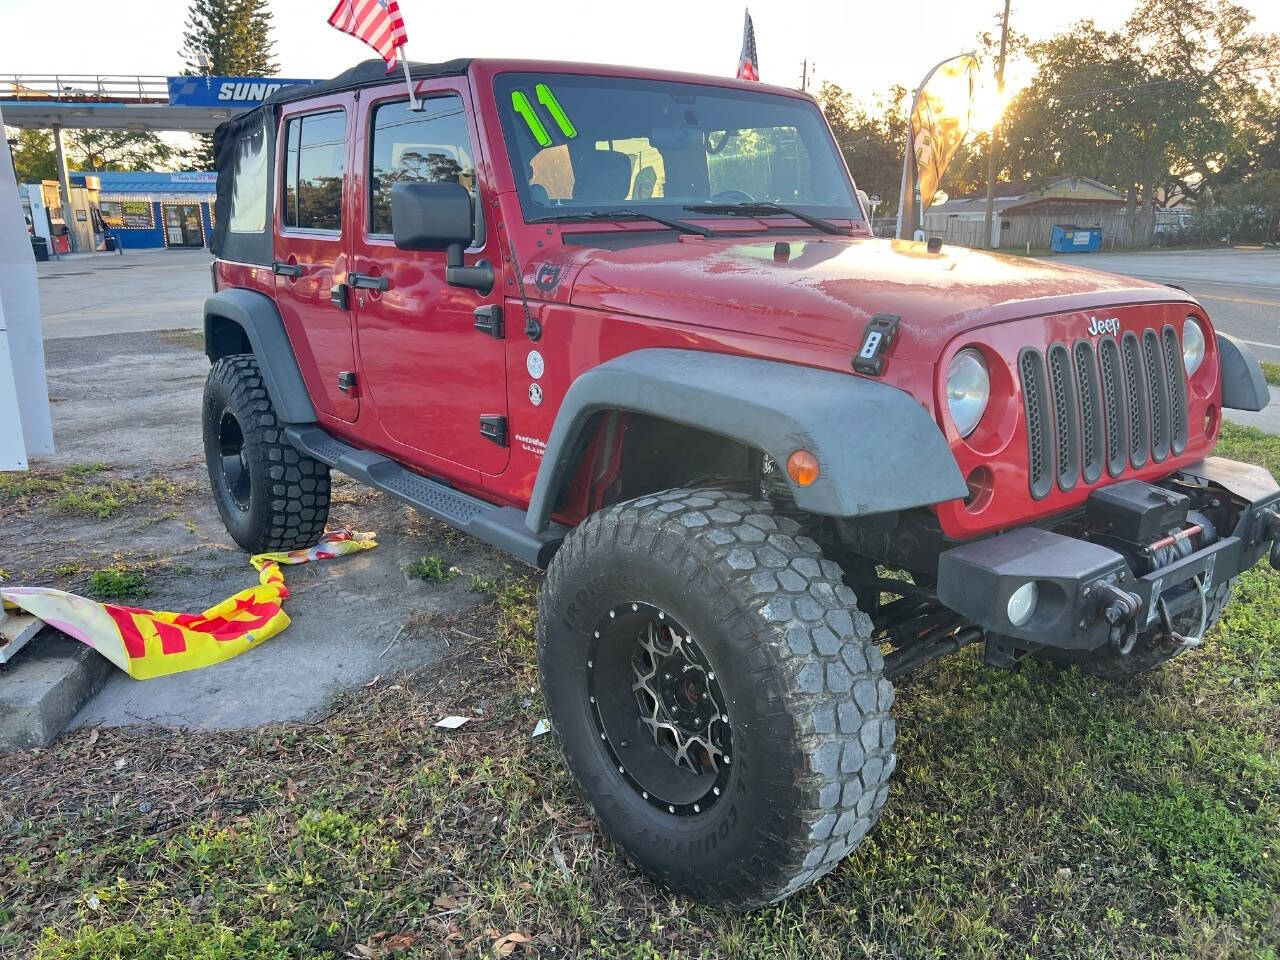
<box><xmin>400</xmin><ymin>50</ymin><xmax>420</xmax><ymax>111</ymax></box>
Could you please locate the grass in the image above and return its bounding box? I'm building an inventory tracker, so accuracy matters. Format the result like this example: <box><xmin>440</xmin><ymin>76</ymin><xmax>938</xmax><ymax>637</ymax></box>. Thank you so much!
<box><xmin>156</xmin><ymin>328</ymin><xmax>206</xmax><ymax>352</ymax></box>
<box><xmin>2</xmin><ymin>432</ymin><xmax>1279</xmax><ymax>958</ymax></box>
<box><xmin>0</xmin><ymin>464</ymin><xmax>176</xmax><ymax>520</ymax></box>
<box><xmin>404</xmin><ymin>555</ymin><xmax>460</xmax><ymax>584</ymax></box>
<box><xmin>1260</xmin><ymin>361</ymin><xmax>1280</xmax><ymax>388</ymax></box>
<box><xmin>85</xmin><ymin>566</ymin><xmax>151</xmax><ymax>601</ymax></box>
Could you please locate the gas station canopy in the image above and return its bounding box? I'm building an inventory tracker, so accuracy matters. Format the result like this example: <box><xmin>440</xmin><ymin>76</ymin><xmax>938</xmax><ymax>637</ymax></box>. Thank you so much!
<box><xmin>0</xmin><ymin>74</ymin><xmax>320</xmax><ymax>133</ymax></box>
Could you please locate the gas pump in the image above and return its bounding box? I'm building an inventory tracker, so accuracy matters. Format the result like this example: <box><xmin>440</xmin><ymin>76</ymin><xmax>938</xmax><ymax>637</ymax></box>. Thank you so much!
<box><xmin>68</xmin><ymin>174</ymin><xmax>104</xmax><ymax>251</ymax></box>
<box><xmin>40</xmin><ymin>180</ymin><xmax>71</xmax><ymax>254</ymax></box>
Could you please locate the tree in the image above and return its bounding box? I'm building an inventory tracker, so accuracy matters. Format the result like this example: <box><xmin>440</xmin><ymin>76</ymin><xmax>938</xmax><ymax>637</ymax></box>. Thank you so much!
<box><xmin>181</xmin><ymin>0</ymin><xmax>278</xmax><ymax>76</ymax></box>
<box><xmin>72</xmin><ymin>131</ymin><xmax>187</xmax><ymax>172</ymax></box>
<box><xmin>181</xmin><ymin>0</ymin><xmax>278</xmax><ymax>165</ymax></box>
<box><xmin>818</xmin><ymin>82</ymin><xmax>910</xmax><ymax>222</ymax></box>
<box><xmin>999</xmin><ymin>0</ymin><xmax>1279</xmax><ymax>245</ymax></box>
<box><xmin>7</xmin><ymin>129</ymin><xmax>57</xmax><ymax>182</ymax></box>
<box><xmin>4</xmin><ymin>127</ymin><xmax>188</xmax><ymax>180</ymax></box>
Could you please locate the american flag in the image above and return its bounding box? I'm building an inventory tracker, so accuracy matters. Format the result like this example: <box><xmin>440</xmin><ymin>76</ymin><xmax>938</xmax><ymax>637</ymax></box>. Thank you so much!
<box><xmin>328</xmin><ymin>0</ymin><xmax>409</xmax><ymax>71</ymax></box>
<box><xmin>736</xmin><ymin>9</ymin><xmax>759</xmax><ymax>82</ymax></box>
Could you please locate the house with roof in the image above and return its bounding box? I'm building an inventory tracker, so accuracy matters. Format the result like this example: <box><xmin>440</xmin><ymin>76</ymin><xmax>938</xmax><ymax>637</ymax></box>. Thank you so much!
<box><xmin>923</xmin><ymin>176</ymin><xmax>1128</xmax><ymax>250</ymax></box>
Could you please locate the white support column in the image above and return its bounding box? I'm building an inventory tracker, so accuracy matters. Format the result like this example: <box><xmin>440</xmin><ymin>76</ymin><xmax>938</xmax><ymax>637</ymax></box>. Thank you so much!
<box><xmin>51</xmin><ymin>123</ymin><xmax>77</xmax><ymax>253</ymax></box>
<box><xmin>0</xmin><ymin>105</ymin><xmax>55</xmax><ymax>468</ymax></box>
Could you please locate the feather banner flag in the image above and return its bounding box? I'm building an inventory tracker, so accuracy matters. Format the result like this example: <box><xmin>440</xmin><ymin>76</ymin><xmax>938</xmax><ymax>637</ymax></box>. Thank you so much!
<box><xmin>910</xmin><ymin>54</ymin><xmax>978</xmax><ymax>211</ymax></box>
<box><xmin>0</xmin><ymin>530</ymin><xmax>376</xmax><ymax>680</ymax></box>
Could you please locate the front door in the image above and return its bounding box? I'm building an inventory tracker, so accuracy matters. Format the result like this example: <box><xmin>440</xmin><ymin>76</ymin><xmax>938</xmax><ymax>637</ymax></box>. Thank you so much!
<box><xmin>273</xmin><ymin>94</ymin><xmax>359</xmax><ymax>423</ymax></box>
<box><xmin>349</xmin><ymin>82</ymin><xmax>508</xmax><ymax>476</ymax></box>
<box><xmin>164</xmin><ymin>204</ymin><xmax>204</xmax><ymax>247</ymax></box>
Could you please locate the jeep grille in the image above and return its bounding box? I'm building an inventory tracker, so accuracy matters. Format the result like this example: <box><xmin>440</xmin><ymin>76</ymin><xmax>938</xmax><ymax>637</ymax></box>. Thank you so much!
<box><xmin>1019</xmin><ymin>326</ymin><xmax>1190</xmax><ymax>500</ymax></box>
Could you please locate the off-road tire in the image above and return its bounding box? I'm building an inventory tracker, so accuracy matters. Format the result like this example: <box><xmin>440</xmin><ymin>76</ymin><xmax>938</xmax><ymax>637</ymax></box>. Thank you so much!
<box><xmin>1043</xmin><ymin>579</ymin><xmax>1235</xmax><ymax>680</ymax></box>
<box><xmin>202</xmin><ymin>354</ymin><xmax>330</xmax><ymax>554</ymax></box>
<box><xmin>538</xmin><ymin>488</ymin><xmax>896</xmax><ymax>908</ymax></box>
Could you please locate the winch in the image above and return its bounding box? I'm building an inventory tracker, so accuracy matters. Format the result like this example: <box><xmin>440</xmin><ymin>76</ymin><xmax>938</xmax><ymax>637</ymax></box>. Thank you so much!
<box><xmin>1084</xmin><ymin>480</ymin><xmax>1222</xmax><ymax>651</ymax></box>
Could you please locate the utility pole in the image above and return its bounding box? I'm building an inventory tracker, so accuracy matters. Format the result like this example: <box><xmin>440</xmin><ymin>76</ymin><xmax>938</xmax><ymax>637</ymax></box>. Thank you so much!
<box><xmin>982</xmin><ymin>0</ymin><xmax>1011</xmax><ymax>250</ymax></box>
<box><xmin>799</xmin><ymin>59</ymin><xmax>814</xmax><ymax>93</ymax></box>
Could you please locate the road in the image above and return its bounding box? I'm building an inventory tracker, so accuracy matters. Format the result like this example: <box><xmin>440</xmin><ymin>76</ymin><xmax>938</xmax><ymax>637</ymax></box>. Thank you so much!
<box><xmin>37</xmin><ymin>248</ymin><xmax>212</xmax><ymax>339</ymax></box>
<box><xmin>1049</xmin><ymin>248</ymin><xmax>1280</xmax><ymax>364</ymax></box>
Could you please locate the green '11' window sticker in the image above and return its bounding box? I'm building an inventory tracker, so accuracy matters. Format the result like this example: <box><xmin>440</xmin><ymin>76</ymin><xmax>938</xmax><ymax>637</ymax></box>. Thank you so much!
<box><xmin>512</xmin><ymin>84</ymin><xmax>577</xmax><ymax>147</ymax></box>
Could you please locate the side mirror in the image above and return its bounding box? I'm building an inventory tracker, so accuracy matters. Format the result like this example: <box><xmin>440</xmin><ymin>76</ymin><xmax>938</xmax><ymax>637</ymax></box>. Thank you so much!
<box><xmin>391</xmin><ymin>180</ymin><xmax>473</xmax><ymax>251</ymax></box>
<box><xmin>390</xmin><ymin>180</ymin><xmax>493</xmax><ymax>295</ymax></box>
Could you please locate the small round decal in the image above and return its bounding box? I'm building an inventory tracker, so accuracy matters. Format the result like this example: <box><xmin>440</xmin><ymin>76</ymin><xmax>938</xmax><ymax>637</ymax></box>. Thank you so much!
<box><xmin>526</xmin><ymin>350</ymin><xmax>545</xmax><ymax>379</ymax></box>
<box><xmin>529</xmin><ymin>383</ymin><xmax>544</xmax><ymax>406</ymax></box>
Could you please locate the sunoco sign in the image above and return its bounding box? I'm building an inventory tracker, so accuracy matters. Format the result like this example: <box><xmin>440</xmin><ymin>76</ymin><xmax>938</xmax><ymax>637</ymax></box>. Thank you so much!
<box><xmin>167</xmin><ymin>76</ymin><xmax>320</xmax><ymax>108</ymax></box>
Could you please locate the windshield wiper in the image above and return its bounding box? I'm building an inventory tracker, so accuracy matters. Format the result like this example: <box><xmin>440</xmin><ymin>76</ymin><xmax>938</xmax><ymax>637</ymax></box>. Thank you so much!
<box><xmin>529</xmin><ymin>208</ymin><xmax>713</xmax><ymax>237</ymax></box>
<box><xmin>682</xmin><ymin>202</ymin><xmax>846</xmax><ymax>236</ymax></box>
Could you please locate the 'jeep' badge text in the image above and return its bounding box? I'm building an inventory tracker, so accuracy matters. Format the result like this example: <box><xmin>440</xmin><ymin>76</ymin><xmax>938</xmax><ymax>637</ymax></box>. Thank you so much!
<box><xmin>1087</xmin><ymin>316</ymin><xmax>1122</xmax><ymax>337</ymax></box>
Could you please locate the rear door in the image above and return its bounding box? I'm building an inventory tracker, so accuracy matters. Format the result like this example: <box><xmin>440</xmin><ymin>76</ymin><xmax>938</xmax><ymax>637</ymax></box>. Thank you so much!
<box><xmin>273</xmin><ymin>93</ymin><xmax>359</xmax><ymax>423</ymax></box>
<box><xmin>348</xmin><ymin>80</ymin><xmax>508</xmax><ymax>475</ymax></box>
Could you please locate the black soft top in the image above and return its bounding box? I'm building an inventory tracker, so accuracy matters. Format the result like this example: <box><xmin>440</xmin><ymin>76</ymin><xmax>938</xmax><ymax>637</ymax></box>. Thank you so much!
<box><xmin>255</xmin><ymin>57</ymin><xmax>473</xmax><ymax>111</ymax></box>
<box><xmin>211</xmin><ymin>58</ymin><xmax>471</xmax><ymax>262</ymax></box>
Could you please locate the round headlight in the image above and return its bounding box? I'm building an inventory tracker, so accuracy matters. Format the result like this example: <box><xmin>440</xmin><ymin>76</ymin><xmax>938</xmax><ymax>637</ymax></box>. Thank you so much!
<box><xmin>1007</xmin><ymin>581</ymin><xmax>1038</xmax><ymax>627</ymax></box>
<box><xmin>1183</xmin><ymin>317</ymin><xmax>1206</xmax><ymax>376</ymax></box>
<box><xmin>947</xmin><ymin>348</ymin><xmax>990</xmax><ymax>438</ymax></box>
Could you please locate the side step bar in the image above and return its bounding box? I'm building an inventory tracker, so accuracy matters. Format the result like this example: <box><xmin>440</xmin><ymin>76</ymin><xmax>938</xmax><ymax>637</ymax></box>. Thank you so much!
<box><xmin>284</xmin><ymin>425</ymin><xmax>565</xmax><ymax>568</ymax></box>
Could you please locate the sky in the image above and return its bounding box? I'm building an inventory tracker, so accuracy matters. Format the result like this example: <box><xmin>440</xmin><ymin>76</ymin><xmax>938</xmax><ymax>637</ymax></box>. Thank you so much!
<box><xmin>2</xmin><ymin>0</ymin><xmax>1278</xmax><ymax>104</ymax></box>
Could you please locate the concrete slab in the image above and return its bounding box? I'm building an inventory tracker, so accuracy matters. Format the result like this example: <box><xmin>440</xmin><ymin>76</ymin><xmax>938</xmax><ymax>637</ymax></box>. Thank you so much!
<box><xmin>11</xmin><ymin>324</ymin><xmax>505</xmax><ymax>735</ymax></box>
<box><xmin>0</xmin><ymin>629</ymin><xmax>112</xmax><ymax>752</ymax></box>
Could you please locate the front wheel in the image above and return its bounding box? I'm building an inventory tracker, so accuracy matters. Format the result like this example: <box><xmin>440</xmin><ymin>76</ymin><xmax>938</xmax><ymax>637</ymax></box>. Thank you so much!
<box><xmin>538</xmin><ymin>488</ymin><xmax>895</xmax><ymax>908</ymax></box>
<box><xmin>202</xmin><ymin>355</ymin><xmax>330</xmax><ymax>554</ymax></box>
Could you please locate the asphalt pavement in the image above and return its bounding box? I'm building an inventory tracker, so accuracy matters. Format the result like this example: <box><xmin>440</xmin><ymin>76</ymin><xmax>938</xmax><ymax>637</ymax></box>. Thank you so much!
<box><xmin>1049</xmin><ymin>248</ymin><xmax>1280</xmax><ymax>364</ymax></box>
<box><xmin>37</xmin><ymin>248</ymin><xmax>213</xmax><ymax>339</ymax></box>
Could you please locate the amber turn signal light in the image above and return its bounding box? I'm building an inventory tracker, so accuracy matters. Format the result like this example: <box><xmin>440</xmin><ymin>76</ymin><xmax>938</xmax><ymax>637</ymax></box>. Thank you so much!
<box><xmin>786</xmin><ymin>450</ymin><xmax>820</xmax><ymax>486</ymax></box>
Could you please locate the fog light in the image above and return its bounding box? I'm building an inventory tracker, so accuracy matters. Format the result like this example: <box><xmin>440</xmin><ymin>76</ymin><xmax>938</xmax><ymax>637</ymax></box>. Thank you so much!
<box><xmin>787</xmin><ymin>450</ymin><xmax>820</xmax><ymax>487</ymax></box>
<box><xmin>1007</xmin><ymin>582</ymin><xmax>1038</xmax><ymax>627</ymax></box>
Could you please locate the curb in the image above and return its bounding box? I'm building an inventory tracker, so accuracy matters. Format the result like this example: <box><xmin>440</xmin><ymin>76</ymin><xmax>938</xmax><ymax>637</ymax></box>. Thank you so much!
<box><xmin>0</xmin><ymin>629</ymin><xmax>113</xmax><ymax>753</ymax></box>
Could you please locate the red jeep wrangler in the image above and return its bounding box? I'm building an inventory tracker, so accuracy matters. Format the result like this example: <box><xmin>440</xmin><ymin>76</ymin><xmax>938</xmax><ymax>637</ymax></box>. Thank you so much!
<box><xmin>203</xmin><ymin>58</ymin><xmax>1278</xmax><ymax>907</ymax></box>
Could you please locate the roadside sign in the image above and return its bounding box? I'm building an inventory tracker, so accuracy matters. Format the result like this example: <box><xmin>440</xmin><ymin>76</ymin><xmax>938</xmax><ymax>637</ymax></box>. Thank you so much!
<box><xmin>167</xmin><ymin>76</ymin><xmax>319</xmax><ymax>109</ymax></box>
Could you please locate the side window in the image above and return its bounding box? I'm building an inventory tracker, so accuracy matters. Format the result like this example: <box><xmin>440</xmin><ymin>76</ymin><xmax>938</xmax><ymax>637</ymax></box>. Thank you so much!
<box><xmin>228</xmin><ymin>115</ymin><xmax>269</xmax><ymax>233</ymax></box>
<box><xmin>369</xmin><ymin>95</ymin><xmax>477</xmax><ymax>236</ymax></box>
<box><xmin>282</xmin><ymin>109</ymin><xmax>346</xmax><ymax>232</ymax></box>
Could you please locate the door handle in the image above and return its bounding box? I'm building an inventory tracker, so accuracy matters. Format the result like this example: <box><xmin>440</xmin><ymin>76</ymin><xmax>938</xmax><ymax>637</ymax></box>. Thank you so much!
<box><xmin>349</xmin><ymin>272</ymin><xmax>390</xmax><ymax>291</ymax></box>
<box><xmin>272</xmin><ymin>260</ymin><xmax>303</xmax><ymax>277</ymax></box>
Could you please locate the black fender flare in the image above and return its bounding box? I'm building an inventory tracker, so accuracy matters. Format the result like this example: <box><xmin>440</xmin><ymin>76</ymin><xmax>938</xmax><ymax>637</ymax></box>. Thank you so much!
<box><xmin>203</xmin><ymin>288</ymin><xmax>316</xmax><ymax>425</ymax></box>
<box><xmin>525</xmin><ymin>348</ymin><xmax>968</xmax><ymax>532</ymax></box>
<box><xmin>1217</xmin><ymin>332</ymin><xmax>1269</xmax><ymax>412</ymax></box>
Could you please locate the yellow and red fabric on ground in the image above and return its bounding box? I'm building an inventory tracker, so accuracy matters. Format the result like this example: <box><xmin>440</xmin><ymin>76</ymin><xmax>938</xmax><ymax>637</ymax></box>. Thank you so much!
<box><xmin>0</xmin><ymin>530</ymin><xmax>376</xmax><ymax>679</ymax></box>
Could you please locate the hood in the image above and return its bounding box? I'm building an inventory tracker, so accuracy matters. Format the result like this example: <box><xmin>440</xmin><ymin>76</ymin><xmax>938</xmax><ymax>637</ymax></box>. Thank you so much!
<box><xmin>541</xmin><ymin>235</ymin><xmax>1194</xmax><ymax>363</ymax></box>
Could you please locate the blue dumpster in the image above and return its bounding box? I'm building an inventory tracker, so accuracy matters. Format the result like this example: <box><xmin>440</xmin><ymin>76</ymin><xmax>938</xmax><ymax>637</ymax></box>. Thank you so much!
<box><xmin>1050</xmin><ymin>224</ymin><xmax>1102</xmax><ymax>253</ymax></box>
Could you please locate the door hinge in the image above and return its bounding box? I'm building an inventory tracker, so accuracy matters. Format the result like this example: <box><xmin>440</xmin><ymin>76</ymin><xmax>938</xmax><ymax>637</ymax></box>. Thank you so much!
<box><xmin>473</xmin><ymin>304</ymin><xmax>504</xmax><ymax>339</ymax></box>
<box><xmin>337</xmin><ymin>371</ymin><xmax>359</xmax><ymax>396</ymax></box>
<box><xmin>479</xmin><ymin>415</ymin><xmax>508</xmax><ymax>447</ymax></box>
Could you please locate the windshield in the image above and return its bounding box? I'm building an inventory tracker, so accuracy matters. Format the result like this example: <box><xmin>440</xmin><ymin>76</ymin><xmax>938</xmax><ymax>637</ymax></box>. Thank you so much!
<box><xmin>493</xmin><ymin>72</ymin><xmax>861</xmax><ymax>224</ymax></box>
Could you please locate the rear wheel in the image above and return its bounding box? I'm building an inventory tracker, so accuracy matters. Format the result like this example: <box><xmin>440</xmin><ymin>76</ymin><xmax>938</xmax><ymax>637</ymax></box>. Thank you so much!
<box><xmin>538</xmin><ymin>488</ymin><xmax>896</xmax><ymax>908</ymax></box>
<box><xmin>202</xmin><ymin>355</ymin><xmax>330</xmax><ymax>554</ymax></box>
<box><xmin>1043</xmin><ymin>579</ymin><xmax>1235</xmax><ymax>680</ymax></box>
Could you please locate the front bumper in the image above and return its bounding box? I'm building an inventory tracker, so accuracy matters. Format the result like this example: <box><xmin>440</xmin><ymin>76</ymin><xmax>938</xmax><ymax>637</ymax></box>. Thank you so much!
<box><xmin>937</xmin><ymin>457</ymin><xmax>1280</xmax><ymax>651</ymax></box>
